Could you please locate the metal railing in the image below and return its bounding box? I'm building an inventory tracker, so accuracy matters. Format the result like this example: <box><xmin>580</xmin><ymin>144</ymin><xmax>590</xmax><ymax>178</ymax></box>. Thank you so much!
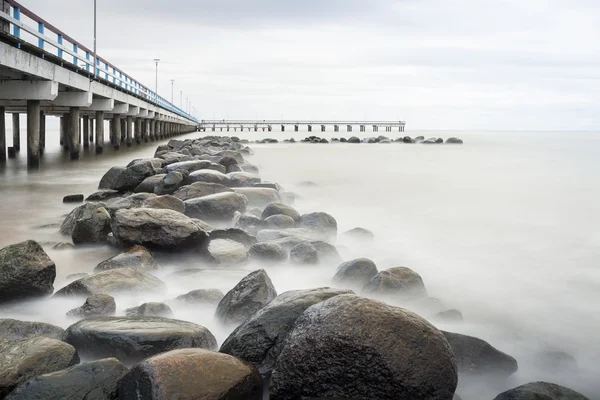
<box><xmin>0</xmin><ymin>0</ymin><xmax>198</xmax><ymax>123</ymax></box>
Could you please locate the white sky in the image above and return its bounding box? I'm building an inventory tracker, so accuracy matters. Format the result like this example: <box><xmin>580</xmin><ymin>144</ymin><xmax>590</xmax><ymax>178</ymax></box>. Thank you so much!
<box><xmin>21</xmin><ymin>0</ymin><xmax>600</xmax><ymax>130</ymax></box>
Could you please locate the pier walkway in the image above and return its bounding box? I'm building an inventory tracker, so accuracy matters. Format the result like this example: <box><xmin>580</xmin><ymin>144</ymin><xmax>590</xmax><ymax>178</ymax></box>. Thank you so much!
<box><xmin>200</xmin><ymin>120</ymin><xmax>406</xmax><ymax>133</ymax></box>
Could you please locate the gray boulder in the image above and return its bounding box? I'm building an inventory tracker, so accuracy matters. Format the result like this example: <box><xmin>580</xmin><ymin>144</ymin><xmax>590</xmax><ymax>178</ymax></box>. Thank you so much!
<box><xmin>134</xmin><ymin>174</ymin><xmax>166</xmax><ymax>194</ymax></box>
<box><xmin>124</xmin><ymin>302</ymin><xmax>174</xmax><ymax>318</ymax></box>
<box><xmin>98</xmin><ymin>167</ymin><xmax>125</xmax><ymax>190</ymax></box>
<box><xmin>227</xmin><ymin>171</ymin><xmax>261</xmax><ymax>187</ymax></box>
<box><xmin>165</xmin><ymin>160</ymin><xmax>213</xmax><ymax>173</ymax></box>
<box><xmin>54</xmin><ymin>268</ymin><xmax>166</xmax><ymax>297</ymax></box>
<box><xmin>173</xmin><ymin>181</ymin><xmax>233</xmax><ymax>201</ymax></box>
<box><xmin>205</xmin><ymin>239</ymin><xmax>249</xmax><ymax>266</ymax></box>
<box><xmin>248</xmin><ymin>242</ymin><xmax>287</xmax><ymax>262</ymax></box>
<box><xmin>109</xmin><ymin>161</ymin><xmax>157</xmax><ymax>192</ymax></box>
<box><xmin>0</xmin><ymin>240</ymin><xmax>55</xmax><ymax>304</ymax></box>
<box><xmin>176</xmin><ymin>289</ymin><xmax>224</xmax><ymax>306</ymax></box>
<box><xmin>94</xmin><ymin>245</ymin><xmax>158</xmax><ymax>273</ymax></box>
<box><xmin>342</xmin><ymin>227</ymin><xmax>375</xmax><ymax>242</ymax></box>
<box><xmin>0</xmin><ymin>337</ymin><xmax>79</xmax><ymax>397</ymax></box>
<box><xmin>261</xmin><ymin>203</ymin><xmax>301</xmax><ymax>222</ymax></box>
<box><xmin>65</xmin><ymin>316</ymin><xmax>217</xmax><ymax>365</ymax></box>
<box><xmin>215</xmin><ymin>269</ymin><xmax>277</xmax><ymax>326</ymax></box>
<box><xmin>105</xmin><ymin>193</ymin><xmax>156</xmax><ymax>216</ymax></box>
<box><xmin>0</xmin><ymin>319</ymin><xmax>65</xmax><ymax>341</ymax></box>
<box><xmin>233</xmin><ymin>187</ymin><xmax>281</xmax><ymax>208</ymax></box>
<box><xmin>142</xmin><ymin>195</ymin><xmax>185</xmax><ymax>214</ymax></box>
<box><xmin>71</xmin><ymin>205</ymin><xmax>111</xmax><ymax>245</ymax></box>
<box><xmin>60</xmin><ymin>202</ymin><xmax>106</xmax><ymax>236</ymax></box>
<box><xmin>263</xmin><ymin>214</ymin><xmax>295</xmax><ymax>229</ymax></box>
<box><xmin>220</xmin><ymin>288</ymin><xmax>351</xmax><ymax>376</ymax></box>
<box><xmin>348</xmin><ymin>136</ymin><xmax>361</xmax><ymax>143</ymax></box>
<box><xmin>446</xmin><ymin>137</ymin><xmax>464</xmax><ymax>144</ymax></box>
<box><xmin>154</xmin><ymin>171</ymin><xmax>184</xmax><ymax>195</ymax></box>
<box><xmin>184</xmin><ymin>192</ymin><xmax>248</xmax><ymax>222</ymax></box>
<box><xmin>85</xmin><ymin>189</ymin><xmax>121</xmax><ymax>202</ymax></box>
<box><xmin>5</xmin><ymin>358</ymin><xmax>128</xmax><ymax>400</ymax></box>
<box><xmin>67</xmin><ymin>294</ymin><xmax>116</xmax><ymax>318</ymax></box>
<box><xmin>269</xmin><ymin>294</ymin><xmax>458</xmax><ymax>399</ymax></box>
<box><xmin>298</xmin><ymin>212</ymin><xmax>337</xmax><ymax>239</ymax></box>
<box><xmin>362</xmin><ymin>266</ymin><xmax>428</xmax><ymax>300</ymax></box>
<box><xmin>493</xmin><ymin>381</ymin><xmax>589</xmax><ymax>400</ymax></box>
<box><xmin>289</xmin><ymin>242</ymin><xmax>318</xmax><ymax>265</ymax></box>
<box><xmin>186</xmin><ymin>170</ymin><xmax>231</xmax><ymax>186</ymax></box>
<box><xmin>333</xmin><ymin>258</ymin><xmax>378</xmax><ymax>287</ymax></box>
<box><xmin>208</xmin><ymin>228</ymin><xmax>257</xmax><ymax>248</ymax></box>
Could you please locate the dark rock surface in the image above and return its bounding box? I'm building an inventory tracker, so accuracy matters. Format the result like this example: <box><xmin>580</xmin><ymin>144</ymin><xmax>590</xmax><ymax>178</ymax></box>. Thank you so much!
<box><xmin>142</xmin><ymin>194</ymin><xmax>185</xmax><ymax>214</ymax></box>
<box><xmin>342</xmin><ymin>227</ymin><xmax>375</xmax><ymax>242</ymax></box>
<box><xmin>63</xmin><ymin>194</ymin><xmax>84</xmax><ymax>203</ymax></box>
<box><xmin>289</xmin><ymin>242</ymin><xmax>319</xmax><ymax>265</ymax></box>
<box><xmin>94</xmin><ymin>245</ymin><xmax>158</xmax><ymax>273</ymax></box>
<box><xmin>67</xmin><ymin>294</ymin><xmax>116</xmax><ymax>318</ymax></box>
<box><xmin>124</xmin><ymin>302</ymin><xmax>174</xmax><ymax>317</ymax></box>
<box><xmin>298</xmin><ymin>212</ymin><xmax>338</xmax><ymax>239</ymax></box>
<box><xmin>0</xmin><ymin>319</ymin><xmax>65</xmax><ymax>341</ymax></box>
<box><xmin>332</xmin><ymin>258</ymin><xmax>378</xmax><ymax>287</ymax></box>
<box><xmin>492</xmin><ymin>381</ymin><xmax>589</xmax><ymax>400</ymax></box>
<box><xmin>248</xmin><ymin>242</ymin><xmax>288</xmax><ymax>262</ymax></box>
<box><xmin>55</xmin><ymin>268</ymin><xmax>166</xmax><ymax>297</ymax></box>
<box><xmin>176</xmin><ymin>289</ymin><xmax>224</xmax><ymax>306</ymax></box>
<box><xmin>71</xmin><ymin>205</ymin><xmax>111</xmax><ymax>245</ymax></box>
<box><xmin>261</xmin><ymin>203</ymin><xmax>301</xmax><ymax>222</ymax></box>
<box><xmin>184</xmin><ymin>192</ymin><xmax>248</xmax><ymax>222</ymax></box>
<box><xmin>362</xmin><ymin>266</ymin><xmax>428</xmax><ymax>300</ymax></box>
<box><xmin>173</xmin><ymin>181</ymin><xmax>233</xmax><ymax>201</ymax></box>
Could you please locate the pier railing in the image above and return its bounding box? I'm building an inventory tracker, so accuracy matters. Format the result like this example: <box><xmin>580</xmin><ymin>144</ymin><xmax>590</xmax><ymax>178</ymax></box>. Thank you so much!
<box><xmin>0</xmin><ymin>0</ymin><xmax>198</xmax><ymax>123</ymax></box>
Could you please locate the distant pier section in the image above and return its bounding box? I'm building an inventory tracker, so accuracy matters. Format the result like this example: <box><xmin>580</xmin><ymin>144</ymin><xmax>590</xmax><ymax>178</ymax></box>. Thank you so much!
<box><xmin>199</xmin><ymin>120</ymin><xmax>406</xmax><ymax>133</ymax></box>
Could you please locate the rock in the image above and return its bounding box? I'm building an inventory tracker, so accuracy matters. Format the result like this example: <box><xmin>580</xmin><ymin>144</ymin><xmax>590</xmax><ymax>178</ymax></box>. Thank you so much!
<box><xmin>71</xmin><ymin>205</ymin><xmax>111</xmax><ymax>245</ymax></box>
<box><xmin>60</xmin><ymin>202</ymin><xmax>107</xmax><ymax>236</ymax></box>
<box><xmin>52</xmin><ymin>242</ymin><xmax>74</xmax><ymax>250</ymax></box>
<box><xmin>248</xmin><ymin>242</ymin><xmax>287</xmax><ymax>262</ymax></box>
<box><xmin>310</xmin><ymin>240</ymin><xmax>343</xmax><ymax>264</ymax></box>
<box><xmin>173</xmin><ymin>181</ymin><xmax>233</xmax><ymax>201</ymax></box>
<box><xmin>402</xmin><ymin>136</ymin><xmax>414</xmax><ymax>143</ymax></box>
<box><xmin>233</xmin><ymin>188</ymin><xmax>281</xmax><ymax>208</ymax></box>
<box><xmin>216</xmin><ymin>270</ymin><xmax>277</xmax><ymax>326</ymax></box>
<box><xmin>65</xmin><ymin>316</ymin><xmax>217</xmax><ymax>365</ymax></box>
<box><xmin>533</xmin><ymin>350</ymin><xmax>578</xmax><ymax>373</ymax></box>
<box><xmin>66</xmin><ymin>273</ymin><xmax>88</xmax><ymax>281</ymax></box>
<box><xmin>219</xmin><ymin>155</ymin><xmax>239</xmax><ymax>168</ymax></box>
<box><xmin>99</xmin><ymin>167</ymin><xmax>126</xmax><ymax>189</ymax></box>
<box><xmin>220</xmin><ymin>288</ymin><xmax>351</xmax><ymax>376</ymax></box>
<box><xmin>253</xmin><ymin>182</ymin><xmax>280</xmax><ymax>191</ymax></box>
<box><xmin>492</xmin><ymin>381</ymin><xmax>589</xmax><ymax>400</ymax></box>
<box><xmin>154</xmin><ymin>171</ymin><xmax>184</xmax><ymax>195</ymax></box>
<box><xmin>263</xmin><ymin>214</ymin><xmax>295</xmax><ymax>229</ymax></box>
<box><xmin>434</xmin><ymin>309</ymin><xmax>464</xmax><ymax>322</ymax></box>
<box><xmin>257</xmin><ymin>227</ymin><xmax>321</xmax><ymax>242</ymax></box>
<box><xmin>109</xmin><ymin>162</ymin><xmax>157</xmax><ymax>192</ymax></box>
<box><xmin>0</xmin><ymin>240</ymin><xmax>56</xmax><ymax>304</ymax></box>
<box><xmin>186</xmin><ymin>169</ymin><xmax>231</xmax><ymax>186</ymax></box>
<box><xmin>134</xmin><ymin>174</ymin><xmax>166</xmax><ymax>193</ymax></box>
<box><xmin>0</xmin><ymin>337</ymin><xmax>79</xmax><ymax>397</ymax></box>
<box><xmin>67</xmin><ymin>294</ymin><xmax>116</xmax><ymax>318</ymax></box>
<box><xmin>208</xmin><ymin>228</ymin><xmax>257</xmax><ymax>248</ymax></box>
<box><xmin>118</xmin><ymin>349</ymin><xmax>262</xmax><ymax>400</ymax></box>
<box><xmin>269</xmin><ymin>294</ymin><xmax>457</xmax><ymax>399</ymax></box>
<box><xmin>0</xmin><ymin>319</ymin><xmax>65</xmax><ymax>341</ymax></box>
<box><xmin>54</xmin><ymin>268</ymin><xmax>166</xmax><ymax>297</ymax></box>
<box><xmin>298</xmin><ymin>212</ymin><xmax>337</xmax><ymax>239</ymax></box>
<box><xmin>342</xmin><ymin>227</ymin><xmax>375</xmax><ymax>242</ymax></box>
<box><xmin>441</xmin><ymin>331</ymin><xmax>518</xmax><ymax>377</ymax></box>
<box><xmin>85</xmin><ymin>189</ymin><xmax>121</xmax><ymax>202</ymax></box>
<box><xmin>261</xmin><ymin>202</ymin><xmax>301</xmax><ymax>222</ymax></box>
<box><xmin>333</xmin><ymin>258</ymin><xmax>378</xmax><ymax>287</ymax></box>
<box><xmin>63</xmin><ymin>194</ymin><xmax>84</xmax><ymax>203</ymax></box>
<box><xmin>5</xmin><ymin>358</ymin><xmax>128</xmax><ymax>400</ymax></box>
<box><xmin>124</xmin><ymin>302</ymin><xmax>174</xmax><ymax>317</ymax></box>
<box><xmin>446</xmin><ymin>137</ymin><xmax>464</xmax><ymax>144</ymax></box>
<box><xmin>165</xmin><ymin>160</ymin><xmax>214</xmax><ymax>173</ymax></box>
<box><xmin>289</xmin><ymin>242</ymin><xmax>319</xmax><ymax>265</ymax></box>
<box><xmin>105</xmin><ymin>193</ymin><xmax>156</xmax><ymax>216</ymax></box>
<box><xmin>94</xmin><ymin>245</ymin><xmax>158</xmax><ymax>273</ymax></box>
<box><xmin>142</xmin><ymin>194</ymin><xmax>185</xmax><ymax>214</ymax></box>
<box><xmin>111</xmin><ymin>208</ymin><xmax>208</xmax><ymax>250</ymax></box>
<box><xmin>235</xmin><ymin>212</ymin><xmax>262</xmax><ymax>230</ymax></box>
<box><xmin>176</xmin><ymin>289</ymin><xmax>224</xmax><ymax>306</ymax></box>
<box><xmin>362</xmin><ymin>266</ymin><xmax>428</xmax><ymax>300</ymax></box>
<box><xmin>348</xmin><ymin>136</ymin><xmax>361</xmax><ymax>143</ymax></box>
<box><xmin>184</xmin><ymin>192</ymin><xmax>248</xmax><ymax>222</ymax></box>
<box><xmin>205</xmin><ymin>239</ymin><xmax>248</xmax><ymax>266</ymax></box>
<box><xmin>227</xmin><ymin>171</ymin><xmax>261</xmax><ymax>187</ymax></box>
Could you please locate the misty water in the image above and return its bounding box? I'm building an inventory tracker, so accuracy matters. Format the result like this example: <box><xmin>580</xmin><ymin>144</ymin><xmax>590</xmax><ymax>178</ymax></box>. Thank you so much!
<box><xmin>0</xmin><ymin>121</ymin><xmax>599</xmax><ymax>399</ymax></box>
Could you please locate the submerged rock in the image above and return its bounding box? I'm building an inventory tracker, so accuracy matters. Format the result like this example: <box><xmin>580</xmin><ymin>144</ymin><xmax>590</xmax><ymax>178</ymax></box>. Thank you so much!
<box><xmin>332</xmin><ymin>258</ymin><xmax>378</xmax><ymax>287</ymax></box>
<box><xmin>55</xmin><ymin>268</ymin><xmax>166</xmax><ymax>297</ymax></box>
<box><xmin>94</xmin><ymin>245</ymin><xmax>158</xmax><ymax>273</ymax></box>
<box><xmin>233</xmin><ymin>188</ymin><xmax>281</xmax><ymax>208</ymax></box>
<box><xmin>124</xmin><ymin>302</ymin><xmax>174</xmax><ymax>318</ymax></box>
<box><xmin>362</xmin><ymin>266</ymin><xmax>428</xmax><ymax>300</ymax></box>
<box><xmin>0</xmin><ymin>319</ymin><xmax>65</xmax><ymax>341</ymax></box>
<box><xmin>248</xmin><ymin>242</ymin><xmax>287</xmax><ymax>262</ymax></box>
<box><xmin>446</xmin><ymin>137</ymin><xmax>464</xmax><ymax>144</ymax></box>
<box><xmin>205</xmin><ymin>239</ymin><xmax>249</xmax><ymax>266</ymax></box>
<box><xmin>85</xmin><ymin>189</ymin><xmax>121</xmax><ymax>202</ymax></box>
<box><xmin>71</xmin><ymin>205</ymin><xmax>111</xmax><ymax>245</ymax></box>
<box><xmin>60</xmin><ymin>202</ymin><xmax>107</xmax><ymax>236</ymax></box>
<box><xmin>67</xmin><ymin>294</ymin><xmax>116</xmax><ymax>318</ymax></box>
<box><xmin>63</xmin><ymin>194</ymin><xmax>84</xmax><ymax>203</ymax></box>
<box><xmin>298</xmin><ymin>212</ymin><xmax>337</xmax><ymax>239</ymax></box>
<box><xmin>493</xmin><ymin>381</ymin><xmax>589</xmax><ymax>400</ymax></box>
<box><xmin>263</xmin><ymin>214</ymin><xmax>295</xmax><ymax>229</ymax></box>
<box><xmin>342</xmin><ymin>227</ymin><xmax>375</xmax><ymax>242</ymax></box>
<box><xmin>176</xmin><ymin>289</ymin><xmax>224</xmax><ymax>306</ymax></box>
<box><xmin>289</xmin><ymin>242</ymin><xmax>319</xmax><ymax>265</ymax></box>
<box><xmin>208</xmin><ymin>228</ymin><xmax>257</xmax><ymax>248</ymax></box>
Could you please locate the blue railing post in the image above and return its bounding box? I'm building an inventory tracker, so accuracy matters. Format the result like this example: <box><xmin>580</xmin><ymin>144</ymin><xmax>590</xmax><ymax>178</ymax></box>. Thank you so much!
<box><xmin>73</xmin><ymin>43</ymin><xmax>78</xmax><ymax>65</ymax></box>
<box><xmin>85</xmin><ymin>52</ymin><xmax>90</xmax><ymax>72</ymax></box>
<box><xmin>37</xmin><ymin>22</ymin><xmax>44</xmax><ymax>50</ymax></box>
<box><xmin>57</xmin><ymin>34</ymin><xmax>63</xmax><ymax>59</ymax></box>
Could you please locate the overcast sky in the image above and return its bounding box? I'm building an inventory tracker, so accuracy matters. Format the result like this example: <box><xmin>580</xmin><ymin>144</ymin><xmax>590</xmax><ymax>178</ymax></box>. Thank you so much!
<box><xmin>21</xmin><ymin>0</ymin><xmax>600</xmax><ymax>130</ymax></box>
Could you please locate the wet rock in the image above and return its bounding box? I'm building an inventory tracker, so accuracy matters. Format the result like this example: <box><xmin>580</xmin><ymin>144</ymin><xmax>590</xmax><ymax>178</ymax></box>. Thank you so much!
<box><xmin>310</xmin><ymin>240</ymin><xmax>343</xmax><ymax>264</ymax></box>
<box><xmin>173</xmin><ymin>181</ymin><xmax>233</xmax><ymax>201</ymax></box>
<box><xmin>186</xmin><ymin>169</ymin><xmax>231</xmax><ymax>186</ymax></box>
<box><xmin>298</xmin><ymin>212</ymin><xmax>337</xmax><ymax>239</ymax></box>
<box><xmin>208</xmin><ymin>228</ymin><xmax>257</xmax><ymax>248</ymax></box>
<box><xmin>142</xmin><ymin>194</ymin><xmax>185</xmax><ymax>214</ymax></box>
<box><xmin>441</xmin><ymin>331</ymin><xmax>518</xmax><ymax>377</ymax></box>
<box><xmin>434</xmin><ymin>309</ymin><xmax>464</xmax><ymax>322</ymax></box>
<box><xmin>65</xmin><ymin>316</ymin><xmax>217</xmax><ymax>365</ymax></box>
<box><xmin>269</xmin><ymin>294</ymin><xmax>458</xmax><ymax>399</ymax></box>
<box><xmin>493</xmin><ymin>381</ymin><xmax>589</xmax><ymax>400</ymax></box>
<box><xmin>205</xmin><ymin>239</ymin><xmax>249</xmax><ymax>265</ymax></box>
<box><xmin>333</xmin><ymin>258</ymin><xmax>378</xmax><ymax>287</ymax></box>
<box><xmin>5</xmin><ymin>358</ymin><xmax>128</xmax><ymax>400</ymax></box>
<box><xmin>342</xmin><ymin>227</ymin><xmax>375</xmax><ymax>242</ymax></box>
<box><xmin>348</xmin><ymin>136</ymin><xmax>361</xmax><ymax>143</ymax></box>
<box><xmin>185</xmin><ymin>192</ymin><xmax>248</xmax><ymax>222</ymax></box>
<box><xmin>235</xmin><ymin>212</ymin><xmax>262</xmax><ymax>230</ymax></box>
<box><xmin>67</xmin><ymin>294</ymin><xmax>116</xmax><ymax>318</ymax></box>
<box><xmin>60</xmin><ymin>202</ymin><xmax>107</xmax><ymax>236</ymax></box>
<box><xmin>109</xmin><ymin>162</ymin><xmax>157</xmax><ymax>192</ymax></box>
<box><xmin>263</xmin><ymin>214</ymin><xmax>295</xmax><ymax>229</ymax></box>
<box><xmin>176</xmin><ymin>289</ymin><xmax>224</xmax><ymax>306</ymax></box>
<box><xmin>220</xmin><ymin>288</ymin><xmax>351</xmax><ymax>376</ymax></box>
<box><xmin>94</xmin><ymin>245</ymin><xmax>158</xmax><ymax>273</ymax></box>
<box><xmin>0</xmin><ymin>319</ymin><xmax>65</xmax><ymax>341</ymax></box>
<box><xmin>0</xmin><ymin>337</ymin><xmax>79</xmax><ymax>397</ymax></box>
<box><xmin>227</xmin><ymin>171</ymin><xmax>261</xmax><ymax>187</ymax></box>
<box><xmin>55</xmin><ymin>268</ymin><xmax>166</xmax><ymax>297</ymax></box>
<box><xmin>289</xmin><ymin>242</ymin><xmax>318</xmax><ymax>265</ymax></box>
<box><xmin>52</xmin><ymin>242</ymin><xmax>74</xmax><ymax>250</ymax></box>
<box><xmin>118</xmin><ymin>348</ymin><xmax>262</xmax><ymax>400</ymax></box>
<box><xmin>165</xmin><ymin>160</ymin><xmax>216</xmax><ymax>173</ymax></box>
<box><xmin>111</xmin><ymin>208</ymin><xmax>208</xmax><ymax>250</ymax></box>
<box><xmin>446</xmin><ymin>137</ymin><xmax>464</xmax><ymax>144</ymax></box>
<box><xmin>66</xmin><ymin>273</ymin><xmax>88</xmax><ymax>281</ymax></box>
<box><xmin>216</xmin><ymin>269</ymin><xmax>277</xmax><ymax>326</ymax></box>
<box><xmin>233</xmin><ymin>187</ymin><xmax>281</xmax><ymax>208</ymax></box>
<box><xmin>71</xmin><ymin>205</ymin><xmax>111</xmax><ymax>245</ymax></box>
<box><xmin>85</xmin><ymin>189</ymin><xmax>121</xmax><ymax>202</ymax></box>
<box><xmin>63</xmin><ymin>194</ymin><xmax>84</xmax><ymax>203</ymax></box>
<box><xmin>98</xmin><ymin>167</ymin><xmax>126</xmax><ymax>189</ymax></box>
<box><xmin>105</xmin><ymin>193</ymin><xmax>156</xmax><ymax>216</ymax></box>
<box><xmin>124</xmin><ymin>302</ymin><xmax>174</xmax><ymax>317</ymax></box>
<box><xmin>134</xmin><ymin>174</ymin><xmax>166</xmax><ymax>193</ymax></box>
<box><xmin>248</xmin><ymin>242</ymin><xmax>287</xmax><ymax>262</ymax></box>
<box><xmin>0</xmin><ymin>240</ymin><xmax>56</xmax><ymax>304</ymax></box>
<box><xmin>403</xmin><ymin>136</ymin><xmax>414</xmax><ymax>143</ymax></box>
<box><xmin>261</xmin><ymin>202</ymin><xmax>301</xmax><ymax>222</ymax></box>
<box><xmin>154</xmin><ymin>171</ymin><xmax>184</xmax><ymax>195</ymax></box>
<box><xmin>362</xmin><ymin>266</ymin><xmax>428</xmax><ymax>300</ymax></box>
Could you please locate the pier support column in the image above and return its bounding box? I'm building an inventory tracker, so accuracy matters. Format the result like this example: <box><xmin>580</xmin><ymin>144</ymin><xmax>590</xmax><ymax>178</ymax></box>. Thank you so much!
<box><xmin>95</xmin><ymin>111</ymin><xmax>104</xmax><ymax>154</ymax></box>
<box><xmin>12</xmin><ymin>113</ymin><xmax>20</xmax><ymax>152</ymax></box>
<box><xmin>67</xmin><ymin>107</ymin><xmax>80</xmax><ymax>160</ymax></box>
<box><xmin>120</xmin><ymin>119</ymin><xmax>126</xmax><ymax>144</ymax></box>
<box><xmin>149</xmin><ymin>120</ymin><xmax>154</xmax><ymax>141</ymax></box>
<box><xmin>82</xmin><ymin>116</ymin><xmax>90</xmax><ymax>148</ymax></box>
<box><xmin>126</xmin><ymin>116</ymin><xmax>133</xmax><ymax>147</ymax></box>
<box><xmin>134</xmin><ymin>117</ymin><xmax>141</xmax><ymax>144</ymax></box>
<box><xmin>60</xmin><ymin>116</ymin><xmax>67</xmax><ymax>149</ymax></box>
<box><xmin>39</xmin><ymin>111</ymin><xmax>45</xmax><ymax>155</ymax></box>
<box><xmin>0</xmin><ymin>106</ymin><xmax>5</xmax><ymax>162</ymax></box>
<box><xmin>89</xmin><ymin>118</ymin><xmax>94</xmax><ymax>143</ymax></box>
<box><xmin>26</xmin><ymin>100</ymin><xmax>41</xmax><ymax>168</ymax></box>
<box><xmin>112</xmin><ymin>115</ymin><xmax>121</xmax><ymax>150</ymax></box>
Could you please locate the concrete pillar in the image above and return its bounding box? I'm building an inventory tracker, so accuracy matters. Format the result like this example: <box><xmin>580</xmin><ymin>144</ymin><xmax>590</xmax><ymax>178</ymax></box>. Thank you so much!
<box><xmin>321</xmin><ymin>125</ymin><xmax>325</xmax><ymax>132</ymax></box>
<box><xmin>95</xmin><ymin>111</ymin><xmax>104</xmax><ymax>154</ymax></box>
<box><xmin>112</xmin><ymin>115</ymin><xmax>121</xmax><ymax>150</ymax></box>
<box><xmin>60</xmin><ymin>116</ymin><xmax>67</xmax><ymax>149</ymax></box>
<box><xmin>26</xmin><ymin>100</ymin><xmax>41</xmax><ymax>168</ymax></box>
<box><xmin>133</xmin><ymin>117</ymin><xmax>140</xmax><ymax>144</ymax></box>
<box><xmin>83</xmin><ymin>116</ymin><xmax>90</xmax><ymax>148</ymax></box>
<box><xmin>120</xmin><ymin>119</ymin><xmax>126</xmax><ymax>143</ymax></box>
<box><xmin>281</xmin><ymin>125</ymin><xmax>285</xmax><ymax>132</ymax></box>
<box><xmin>67</xmin><ymin>107</ymin><xmax>80</xmax><ymax>159</ymax></box>
<box><xmin>126</xmin><ymin>116</ymin><xmax>133</xmax><ymax>147</ymax></box>
<box><xmin>0</xmin><ymin>106</ymin><xmax>5</xmax><ymax>162</ymax></box>
<box><xmin>12</xmin><ymin>113</ymin><xmax>20</xmax><ymax>152</ymax></box>
<box><xmin>89</xmin><ymin>118</ymin><xmax>94</xmax><ymax>143</ymax></box>
<box><xmin>39</xmin><ymin>111</ymin><xmax>45</xmax><ymax>155</ymax></box>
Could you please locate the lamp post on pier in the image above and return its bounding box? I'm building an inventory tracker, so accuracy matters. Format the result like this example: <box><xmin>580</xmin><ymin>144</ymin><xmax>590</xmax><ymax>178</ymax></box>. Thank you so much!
<box><xmin>153</xmin><ymin>58</ymin><xmax>160</xmax><ymax>102</ymax></box>
<box><xmin>180</xmin><ymin>91</ymin><xmax>183</xmax><ymax>109</ymax></box>
<box><xmin>93</xmin><ymin>0</ymin><xmax>97</xmax><ymax>78</ymax></box>
<box><xmin>170</xmin><ymin>79</ymin><xmax>175</xmax><ymax>104</ymax></box>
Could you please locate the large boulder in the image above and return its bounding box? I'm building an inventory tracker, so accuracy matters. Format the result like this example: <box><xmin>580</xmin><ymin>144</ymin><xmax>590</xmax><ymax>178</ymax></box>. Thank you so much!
<box><xmin>173</xmin><ymin>181</ymin><xmax>233</xmax><ymax>201</ymax></box>
<box><xmin>269</xmin><ymin>294</ymin><xmax>458</xmax><ymax>399</ymax></box>
<box><xmin>165</xmin><ymin>160</ymin><xmax>214</xmax><ymax>173</ymax></box>
<box><xmin>184</xmin><ymin>192</ymin><xmax>248</xmax><ymax>222</ymax></box>
<box><xmin>446</xmin><ymin>137</ymin><xmax>464</xmax><ymax>144</ymax></box>
<box><xmin>60</xmin><ymin>202</ymin><xmax>106</xmax><ymax>236</ymax></box>
<box><xmin>98</xmin><ymin>167</ymin><xmax>125</xmax><ymax>189</ymax></box>
<box><xmin>0</xmin><ymin>337</ymin><xmax>79</xmax><ymax>397</ymax></box>
<box><xmin>289</xmin><ymin>242</ymin><xmax>318</xmax><ymax>265</ymax></box>
<box><xmin>208</xmin><ymin>228</ymin><xmax>258</xmax><ymax>248</ymax></box>
<box><xmin>333</xmin><ymin>258</ymin><xmax>378</xmax><ymax>287</ymax></box>
<box><xmin>71</xmin><ymin>205</ymin><xmax>111</xmax><ymax>245</ymax></box>
<box><xmin>142</xmin><ymin>195</ymin><xmax>185</xmax><ymax>214</ymax></box>
<box><xmin>94</xmin><ymin>245</ymin><xmax>158</xmax><ymax>273</ymax></box>
<box><xmin>154</xmin><ymin>171</ymin><xmax>185</xmax><ymax>195</ymax></box>
<box><xmin>124</xmin><ymin>302</ymin><xmax>174</xmax><ymax>318</ymax></box>
<box><xmin>215</xmin><ymin>270</ymin><xmax>277</xmax><ymax>326</ymax></box>
<box><xmin>220</xmin><ymin>288</ymin><xmax>351</xmax><ymax>376</ymax></box>
<box><xmin>263</xmin><ymin>214</ymin><xmax>295</xmax><ymax>229</ymax></box>
<box><xmin>0</xmin><ymin>319</ymin><xmax>65</xmax><ymax>341</ymax></box>
<box><xmin>85</xmin><ymin>189</ymin><xmax>121</xmax><ymax>202</ymax></box>
<box><xmin>493</xmin><ymin>381</ymin><xmax>589</xmax><ymax>400</ymax></box>
<box><xmin>261</xmin><ymin>203</ymin><xmax>301</xmax><ymax>222</ymax></box>
<box><xmin>176</xmin><ymin>289</ymin><xmax>224</xmax><ymax>306</ymax></box>
<box><xmin>441</xmin><ymin>331</ymin><xmax>518</xmax><ymax>377</ymax></box>
<box><xmin>298</xmin><ymin>212</ymin><xmax>337</xmax><ymax>239</ymax></box>
<box><xmin>109</xmin><ymin>161</ymin><xmax>157</xmax><ymax>192</ymax></box>
<box><xmin>362</xmin><ymin>266</ymin><xmax>428</xmax><ymax>300</ymax></box>
<box><xmin>5</xmin><ymin>358</ymin><xmax>128</xmax><ymax>400</ymax></box>
<box><xmin>65</xmin><ymin>316</ymin><xmax>217</xmax><ymax>365</ymax></box>
<box><xmin>248</xmin><ymin>242</ymin><xmax>287</xmax><ymax>262</ymax></box>
<box><xmin>67</xmin><ymin>294</ymin><xmax>116</xmax><ymax>318</ymax></box>
<box><xmin>186</xmin><ymin>170</ymin><xmax>231</xmax><ymax>186</ymax></box>
<box><xmin>0</xmin><ymin>240</ymin><xmax>56</xmax><ymax>304</ymax></box>
<box><xmin>54</xmin><ymin>268</ymin><xmax>166</xmax><ymax>297</ymax></box>
<box><xmin>134</xmin><ymin>174</ymin><xmax>166</xmax><ymax>194</ymax></box>
<box><xmin>233</xmin><ymin>188</ymin><xmax>281</xmax><ymax>208</ymax></box>
<box><xmin>205</xmin><ymin>239</ymin><xmax>249</xmax><ymax>266</ymax></box>
<box><xmin>111</xmin><ymin>208</ymin><xmax>208</xmax><ymax>250</ymax></box>
<box><xmin>227</xmin><ymin>171</ymin><xmax>261</xmax><ymax>187</ymax></box>
<box><xmin>118</xmin><ymin>349</ymin><xmax>262</xmax><ymax>400</ymax></box>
